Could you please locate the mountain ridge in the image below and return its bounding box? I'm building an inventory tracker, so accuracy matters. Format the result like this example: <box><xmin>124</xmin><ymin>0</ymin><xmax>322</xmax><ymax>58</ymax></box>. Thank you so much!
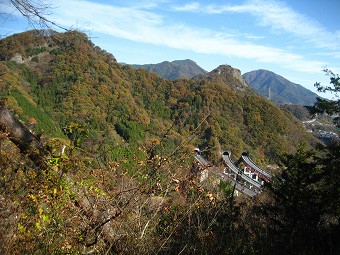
<box><xmin>130</xmin><ymin>59</ymin><xmax>207</xmax><ymax>80</ymax></box>
<box><xmin>130</xmin><ymin>59</ymin><xmax>319</xmax><ymax>106</ymax></box>
<box><xmin>243</xmin><ymin>69</ymin><xmax>319</xmax><ymax>106</ymax></box>
<box><xmin>0</xmin><ymin>30</ymin><xmax>318</xmax><ymax>163</ymax></box>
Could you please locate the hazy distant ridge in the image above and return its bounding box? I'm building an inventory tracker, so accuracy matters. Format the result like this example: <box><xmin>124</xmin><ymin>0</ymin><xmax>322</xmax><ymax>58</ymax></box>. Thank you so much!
<box><xmin>243</xmin><ymin>69</ymin><xmax>318</xmax><ymax>106</ymax></box>
<box><xmin>130</xmin><ymin>59</ymin><xmax>207</xmax><ymax>80</ymax></box>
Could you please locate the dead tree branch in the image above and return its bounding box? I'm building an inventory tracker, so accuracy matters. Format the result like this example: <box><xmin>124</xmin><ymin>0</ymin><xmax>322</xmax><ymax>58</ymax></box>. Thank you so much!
<box><xmin>0</xmin><ymin>103</ymin><xmax>47</xmax><ymax>169</ymax></box>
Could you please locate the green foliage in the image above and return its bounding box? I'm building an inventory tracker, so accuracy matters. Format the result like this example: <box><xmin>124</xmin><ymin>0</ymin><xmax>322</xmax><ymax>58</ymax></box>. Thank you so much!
<box><xmin>0</xmin><ymin>31</ymin><xmax>330</xmax><ymax>254</ymax></box>
<box><xmin>114</xmin><ymin>119</ymin><xmax>145</xmax><ymax>142</ymax></box>
<box><xmin>1</xmin><ymin>30</ymin><xmax>333</xmax><ymax>254</ymax></box>
<box><xmin>63</xmin><ymin>123</ymin><xmax>88</xmax><ymax>147</ymax></box>
<box><xmin>219</xmin><ymin>180</ymin><xmax>234</xmax><ymax>197</ymax></box>
<box><xmin>258</xmin><ymin>144</ymin><xmax>340</xmax><ymax>255</ymax></box>
<box><xmin>0</xmin><ymin>29</ymin><xmax>317</xmax><ymax>164</ymax></box>
<box><xmin>25</xmin><ymin>46</ymin><xmax>46</xmax><ymax>56</ymax></box>
<box><xmin>309</xmin><ymin>69</ymin><xmax>340</xmax><ymax>127</ymax></box>
<box><xmin>108</xmin><ymin>143</ymin><xmax>146</xmax><ymax>175</ymax></box>
<box><xmin>280</xmin><ymin>104</ymin><xmax>311</xmax><ymax>121</ymax></box>
<box><xmin>0</xmin><ymin>142</ymin><xmax>80</xmax><ymax>254</ymax></box>
<box><xmin>314</xmin><ymin>69</ymin><xmax>340</xmax><ymax>94</ymax></box>
<box><xmin>11</xmin><ymin>90</ymin><xmax>64</xmax><ymax>136</ymax></box>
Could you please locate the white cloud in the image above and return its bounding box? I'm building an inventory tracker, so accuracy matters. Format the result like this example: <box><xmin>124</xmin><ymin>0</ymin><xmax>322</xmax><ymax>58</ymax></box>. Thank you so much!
<box><xmin>120</xmin><ymin>0</ymin><xmax>172</xmax><ymax>10</ymax></box>
<box><xmin>172</xmin><ymin>2</ymin><xmax>201</xmax><ymax>11</ymax></box>
<box><xmin>50</xmin><ymin>0</ymin><xmax>327</xmax><ymax>73</ymax></box>
<box><xmin>174</xmin><ymin>0</ymin><xmax>340</xmax><ymax>51</ymax></box>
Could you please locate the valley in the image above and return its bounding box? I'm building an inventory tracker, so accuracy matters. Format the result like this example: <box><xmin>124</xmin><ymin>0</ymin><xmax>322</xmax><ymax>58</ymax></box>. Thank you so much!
<box><xmin>0</xmin><ymin>29</ymin><xmax>338</xmax><ymax>255</ymax></box>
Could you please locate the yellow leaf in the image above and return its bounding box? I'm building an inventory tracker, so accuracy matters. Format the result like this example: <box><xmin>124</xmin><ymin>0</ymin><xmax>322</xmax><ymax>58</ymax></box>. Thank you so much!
<box><xmin>38</xmin><ymin>207</ymin><xmax>43</xmax><ymax>216</ymax></box>
<box><xmin>36</xmin><ymin>222</ymin><xmax>41</xmax><ymax>230</ymax></box>
<box><xmin>17</xmin><ymin>223</ymin><xmax>26</xmax><ymax>232</ymax></box>
<box><xmin>42</xmin><ymin>214</ymin><xmax>50</xmax><ymax>222</ymax></box>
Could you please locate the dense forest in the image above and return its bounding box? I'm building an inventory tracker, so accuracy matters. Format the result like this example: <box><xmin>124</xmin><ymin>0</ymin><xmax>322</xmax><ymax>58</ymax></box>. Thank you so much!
<box><xmin>0</xmin><ymin>30</ymin><xmax>317</xmax><ymax>162</ymax></box>
<box><xmin>0</xmin><ymin>30</ymin><xmax>339</xmax><ymax>254</ymax></box>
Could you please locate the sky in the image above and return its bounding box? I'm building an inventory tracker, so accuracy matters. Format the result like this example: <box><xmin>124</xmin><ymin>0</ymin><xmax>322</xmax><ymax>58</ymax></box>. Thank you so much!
<box><xmin>1</xmin><ymin>0</ymin><xmax>340</xmax><ymax>98</ymax></box>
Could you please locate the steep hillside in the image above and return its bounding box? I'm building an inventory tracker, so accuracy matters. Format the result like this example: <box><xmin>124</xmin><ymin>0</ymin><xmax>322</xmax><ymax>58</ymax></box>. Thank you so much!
<box><xmin>0</xmin><ymin>30</ymin><xmax>318</xmax><ymax>164</ymax></box>
<box><xmin>130</xmin><ymin>59</ymin><xmax>207</xmax><ymax>80</ymax></box>
<box><xmin>2</xmin><ymin>29</ymin><xmax>337</xmax><ymax>255</ymax></box>
<box><xmin>243</xmin><ymin>69</ymin><xmax>319</xmax><ymax>106</ymax></box>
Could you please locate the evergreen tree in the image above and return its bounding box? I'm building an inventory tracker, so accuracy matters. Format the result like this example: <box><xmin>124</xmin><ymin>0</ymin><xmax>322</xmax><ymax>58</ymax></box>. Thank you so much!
<box><xmin>265</xmin><ymin>145</ymin><xmax>339</xmax><ymax>255</ymax></box>
<box><xmin>308</xmin><ymin>69</ymin><xmax>340</xmax><ymax>127</ymax></box>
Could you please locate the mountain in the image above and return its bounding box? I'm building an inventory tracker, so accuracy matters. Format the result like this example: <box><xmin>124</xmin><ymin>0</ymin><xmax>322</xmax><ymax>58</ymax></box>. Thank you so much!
<box><xmin>130</xmin><ymin>59</ymin><xmax>207</xmax><ymax>80</ymax></box>
<box><xmin>194</xmin><ymin>65</ymin><xmax>249</xmax><ymax>90</ymax></box>
<box><xmin>0</xmin><ymin>30</ymin><xmax>319</xmax><ymax>164</ymax></box>
<box><xmin>243</xmin><ymin>69</ymin><xmax>319</xmax><ymax>106</ymax></box>
<box><xmin>0</xmin><ymin>29</ymin><xmax>331</xmax><ymax>255</ymax></box>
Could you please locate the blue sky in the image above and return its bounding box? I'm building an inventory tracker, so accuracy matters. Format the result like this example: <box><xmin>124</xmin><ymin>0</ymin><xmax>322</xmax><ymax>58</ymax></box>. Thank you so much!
<box><xmin>1</xmin><ymin>0</ymin><xmax>339</xmax><ymax>98</ymax></box>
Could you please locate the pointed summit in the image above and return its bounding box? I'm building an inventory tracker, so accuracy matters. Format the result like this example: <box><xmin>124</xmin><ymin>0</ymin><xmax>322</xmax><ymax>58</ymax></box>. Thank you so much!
<box><xmin>195</xmin><ymin>64</ymin><xmax>248</xmax><ymax>90</ymax></box>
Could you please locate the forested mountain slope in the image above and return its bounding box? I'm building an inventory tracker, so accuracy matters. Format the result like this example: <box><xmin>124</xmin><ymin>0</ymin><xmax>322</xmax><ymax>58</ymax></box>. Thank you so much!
<box><xmin>131</xmin><ymin>59</ymin><xmax>319</xmax><ymax>108</ymax></box>
<box><xmin>130</xmin><ymin>59</ymin><xmax>207</xmax><ymax>80</ymax></box>
<box><xmin>0</xmin><ymin>30</ymin><xmax>318</xmax><ymax>164</ymax></box>
<box><xmin>243</xmin><ymin>69</ymin><xmax>319</xmax><ymax>106</ymax></box>
<box><xmin>1</xmin><ymin>30</ymin><xmax>338</xmax><ymax>255</ymax></box>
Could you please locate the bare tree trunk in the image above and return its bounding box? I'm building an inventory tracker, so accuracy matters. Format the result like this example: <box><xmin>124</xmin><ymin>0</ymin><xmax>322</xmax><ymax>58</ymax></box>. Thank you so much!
<box><xmin>0</xmin><ymin>103</ymin><xmax>47</xmax><ymax>169</ymax></box>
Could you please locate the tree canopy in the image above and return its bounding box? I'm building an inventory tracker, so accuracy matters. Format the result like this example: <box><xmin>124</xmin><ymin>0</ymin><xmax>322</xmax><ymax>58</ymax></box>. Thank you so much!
<box><xmin>308</xmin><ymin>69</ymin><xmax>340</xmax><ymax>127</ymax></box>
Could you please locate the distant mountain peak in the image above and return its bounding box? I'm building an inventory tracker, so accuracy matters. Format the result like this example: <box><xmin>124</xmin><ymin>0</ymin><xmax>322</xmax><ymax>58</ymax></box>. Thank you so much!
<box><xmin>243</xmin><ymin>69</ymin><xmax>318</xmax><ymax>106</ymax></box>
<box><xmin>130</xmin><ymin>59</ymin><xmax>207</xmax><ymax>80</ymax></box>
<box><xmin>172</xmin><ymin>59</ymin><xmax>196</xmax><ymax>65</ymax></box>
<box><xmin>195</xmin><ymin>64</ymin><xmax>248</xmax><ymax>90</ymax></box>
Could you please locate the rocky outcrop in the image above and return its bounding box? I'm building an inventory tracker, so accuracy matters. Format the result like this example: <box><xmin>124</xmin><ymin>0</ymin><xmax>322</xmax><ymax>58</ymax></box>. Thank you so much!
<box><xmin>10</xmin><ymin>53</ymin><xmax>24</xmax><ymax>64</ymax></box>
<box><xmin>195</xmin><ymin>64</ymin><xmax>249</xmax><ymax>91</ymax></box>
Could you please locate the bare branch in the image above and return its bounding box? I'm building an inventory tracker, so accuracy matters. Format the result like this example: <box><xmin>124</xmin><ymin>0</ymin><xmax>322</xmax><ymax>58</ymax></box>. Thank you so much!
<box><xmin>0</xmin><ymin>103</ymin><xmax>47</xmax><ymax>169</ymax></box>
<box><xmin>5</xmin><ymin>0</ymin><xmax>68</xmax><ymax>31</ymax></box>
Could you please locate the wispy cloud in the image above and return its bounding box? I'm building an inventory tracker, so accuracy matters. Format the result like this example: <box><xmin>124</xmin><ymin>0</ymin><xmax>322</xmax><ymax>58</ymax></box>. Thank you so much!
<box><xmin>118</xmin><ymin>0</ymin><xmax>172</xmax><ymax>10</ymax></box>
<box><xmin>173</xmin><ymin>0</ymin><xmax>340</xmax><ymax>51</ymax></box>
<box><xmin>50</xmin><ymin>0</ymin><xmax>327</xmax><ymax>73</ymax></box>
<box><xmin>173</xmin><ymin>2</ymin><xmax>200</xmax><ymax>11</ymax></box>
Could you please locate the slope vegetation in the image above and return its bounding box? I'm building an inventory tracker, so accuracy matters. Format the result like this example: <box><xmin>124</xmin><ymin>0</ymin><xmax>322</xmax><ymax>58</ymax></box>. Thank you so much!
<box><xmin>1</xmin><ymin>30</ymin><xmax>336</xmax><ymax>255</ymax></box>
<box><xmin>131</xmin><ymin>59</ymin><xmax>207</xmax><ymax>80</ymax></box>
<box><xmin>0</xmin><ymin>30</ymin><xmax>318</xmax><ymax>163</ymax></box>
<box><xmin>243</xmin><ymin>69</ymin><xmax>319</xmax><ymax>106</ymax></box>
